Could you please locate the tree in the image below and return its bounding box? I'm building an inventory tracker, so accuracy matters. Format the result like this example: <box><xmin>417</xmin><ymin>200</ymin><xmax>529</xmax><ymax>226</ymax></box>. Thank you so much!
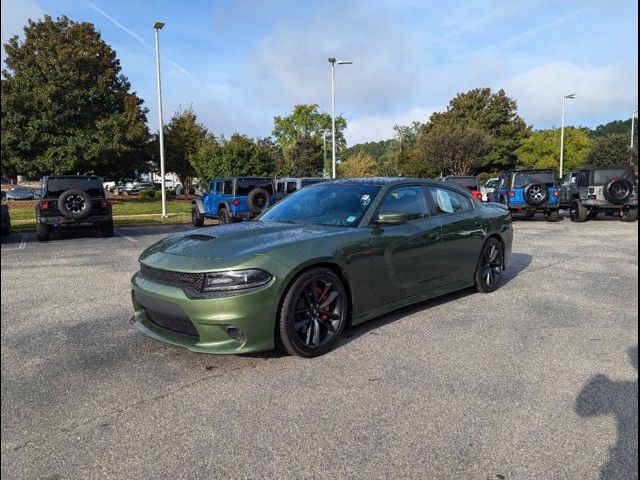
<box><xmin>1</xmin><ymin>15</ymin><xmax>149</xmax><ymax>180</ymax></box>
<box><xmin>517</xmin><ymin>127</ymin><xmax>591</xmax><ymax>172</ymax></box>
<box><xmin>585</xmin><ymin>133</ymin><xmax>637</xmax><ymax>167</ymax></box>
<box><xmin>415</xmin><ymin>124</ymin><xmax>490</xmax><ymax>176</ymax></box>
<box><xmin>589</xmin><ymin>118</ymin><xmax>639</xmax><ymax>142</ymax></box>
<box><xmin>426</xmin><ymin>88</ymin><xmax>530</xmax><ymax>171</ymax></box>
<box><xmin>338</xmin><ymin>151</ymin><xmax>377</xmax><ymax>177</ymax></box>
<box><xmin>273</xmin><ymin>104</ymin><xmax>346</xmax><ymax>174</ymax></box>
<box><xmin>161</xmin><ymin>107</ymin><xmax>207</xmax><ymax>194</ymax></box>
<box><xmin>285</xmin><ymin>135</ymin><xmax>323</xmax><ymax>177</ymax></box>
<box><xmin>189</xmin><ymin>133</ymin><xmax>277</xmax><ymax>180</ymax></box>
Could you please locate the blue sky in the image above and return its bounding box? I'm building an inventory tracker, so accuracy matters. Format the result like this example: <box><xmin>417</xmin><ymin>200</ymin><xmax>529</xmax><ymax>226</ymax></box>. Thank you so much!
<box><xmin>2</xmin><ymin>0</ymin><xmax>638</xmax><ymax>145</ymax></box>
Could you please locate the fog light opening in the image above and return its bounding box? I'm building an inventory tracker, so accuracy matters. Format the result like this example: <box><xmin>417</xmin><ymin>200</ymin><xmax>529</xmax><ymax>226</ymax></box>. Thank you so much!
<box><xmin>225</xmin><ymin>326</ymin><xmax>246</xmax><ymax>343</ymax></box>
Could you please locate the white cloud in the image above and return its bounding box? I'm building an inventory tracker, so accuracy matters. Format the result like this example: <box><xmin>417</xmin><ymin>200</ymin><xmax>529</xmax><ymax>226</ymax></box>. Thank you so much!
<box><xmin>501</xmin><ymin>62</ymin><xmax>638</xmax><ymax>128</ymax></box>
<box><xmin>1</xmin><ymin>0</ymin><xmax>43</xmax><ymax>43</ymax></box>
<box><xmin>345</xmin><ymin>106</ymin><xmax>439</xmax><ymax>145</ymax></box>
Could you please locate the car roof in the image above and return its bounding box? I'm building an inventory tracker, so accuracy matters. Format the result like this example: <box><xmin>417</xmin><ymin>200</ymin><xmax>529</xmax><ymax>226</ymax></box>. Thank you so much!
<box><xmin>321</xmin><ymin>177</ymin><xmax>443</xmax><ymax>187</ymax></box>
<box><xmin>503</xmin><ymin>169</ymin><xmax>554</xmax><ymax>174</ymax></box>
<box><xmin>45</xmin><ymin>175</ymin><xmax>102</xmax><ymax>180</ymax></box>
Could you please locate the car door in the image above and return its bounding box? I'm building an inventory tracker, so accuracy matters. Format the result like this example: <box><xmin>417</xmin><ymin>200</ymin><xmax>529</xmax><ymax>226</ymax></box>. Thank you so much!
<box><xmin>425</xmin><ymin>186</ymin><xmax>485</xmax><ymax>285</ymax></box>
<box><xmin>368</xmin><ymin>185</ymin><xmax>444</xmax><ymax>307</ymax></box>
<box><xmin>204</xmin><ymin>181</ymin><xmax>219</xmax><ymax>214</ymax></box>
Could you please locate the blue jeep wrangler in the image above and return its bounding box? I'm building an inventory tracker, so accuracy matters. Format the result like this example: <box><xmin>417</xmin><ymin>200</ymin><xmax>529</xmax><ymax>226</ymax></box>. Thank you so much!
<box><xmin>492</xmin><ymin>169</ymin><xmax>561</xmax><ymax>222</ymax></box>
<box><xmin>191</xmin><ymin>177</ymin><xmax>274</xmax><ymax>226</ymax></box>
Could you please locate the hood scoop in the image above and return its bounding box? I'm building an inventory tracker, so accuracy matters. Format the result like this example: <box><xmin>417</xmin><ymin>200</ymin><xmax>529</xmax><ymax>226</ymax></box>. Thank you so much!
<box><xmin>183</xmin><ymin>234</ymin><xmax>216</xmax><ymax>241</ymax></box>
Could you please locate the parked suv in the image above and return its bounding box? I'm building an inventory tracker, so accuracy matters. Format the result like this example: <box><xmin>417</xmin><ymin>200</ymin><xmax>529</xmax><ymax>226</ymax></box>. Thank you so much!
<box><xmin>36</xmin><ymin>175</ymin><xmax>113</xmax><ymax>241</ymax></box>
<box><xmin>560</xmin><ymin>166</ymin><xmax>638</xmax><ymax>222</ymax></box>
<box><xmin>492</xmin><ymin>169</ymin><xmax>561</xmax><ymax>221</ymax></box>
<box><xmin>191</xmin><ymin>177</ymin><xmax>274</xmax><ymax>226</ymax></box>
<box><xmin>439</xmin><ymin>176</ymin><xmax>483</xmax><ymax>201</ymax></box>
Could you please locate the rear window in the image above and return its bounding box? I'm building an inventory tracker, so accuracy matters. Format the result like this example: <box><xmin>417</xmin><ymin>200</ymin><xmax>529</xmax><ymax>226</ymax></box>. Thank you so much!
<box><xmin>236</xmin><ymin>178</ymin><xmax>274</xmax><ymax>196</ymax></box>
<box><xmin>444</xmin><ymin>177</ymin><xmax>479</xmax><ymax>190</ymax></box>
<box><xmin>593</xmin><ymin>169</ymin><xmax>631</xmax><ymax>185</ymax></box>
<box><xmin>46</xmin><ymin>178</ymin><xmax>104</xmax><ymax>198</ymax></box>
<box><xmin>513</xmin><ymin>172</ymin><xmax>555</xmax><ymax>188</ymax></box>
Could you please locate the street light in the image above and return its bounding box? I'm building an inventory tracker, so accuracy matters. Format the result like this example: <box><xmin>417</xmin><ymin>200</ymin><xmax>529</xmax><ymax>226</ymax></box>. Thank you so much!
<box><xmin>559</xmin><ymin>93</ymin><xmax>576</xmax><ymax>179</ymax></box>
<box><xmin>630</xmin><ymin>109</ymin><xmax>638</xmax><ymax>166</ymax></box>
<box><xmin>153</xmin><ymin>21</ymin><xmax>168</xmax><ymax>217</ymax></box>
<box><xmin>328</xmin><ymin>58</ymin><xmax>352</xmax><ymax>179</ymax></box>
<box><xmin>322</xmin><ymin>130</ymin><xmax>329</xmax><ymax>178</ymax></box>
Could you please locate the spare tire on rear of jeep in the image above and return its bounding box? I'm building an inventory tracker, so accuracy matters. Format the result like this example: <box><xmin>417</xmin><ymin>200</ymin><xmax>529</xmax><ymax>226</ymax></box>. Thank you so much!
<box><xmin>523</xmin><ymin>182</ymin><xmax>549</xmax><ymax>206</ymax></box>
<box><xmin>57</xmin><ymin>189</ymin><xmax>92</xmax><ymax>220</ymax></box>
<box><xmin>246</xmin><ymin>187</ymin><xmax>271</xmax><ymax>214</ymax></box>
<box><xmin>603</xmin><ymin>178</ymin><xmax>633</xmax><ymax>205</ymax></box>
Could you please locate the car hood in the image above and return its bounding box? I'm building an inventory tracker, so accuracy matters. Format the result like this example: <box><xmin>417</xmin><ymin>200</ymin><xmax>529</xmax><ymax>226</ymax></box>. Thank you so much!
<box><xmin>140</xmin><ymin>221</ymin><xmax>355</xmax><ymax>268</ymax></box>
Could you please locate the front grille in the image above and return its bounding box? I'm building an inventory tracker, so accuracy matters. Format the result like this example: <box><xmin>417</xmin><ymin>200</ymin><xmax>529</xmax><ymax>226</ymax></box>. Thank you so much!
<box><xmin>138</xmin><ymin>264</ymin><xmax>204</xmax><ymax>293</ymax></box>
<box><xmin>144</xmin><ymin>309</ymin><xmax>199</xmax><ymax>338</ymax></box>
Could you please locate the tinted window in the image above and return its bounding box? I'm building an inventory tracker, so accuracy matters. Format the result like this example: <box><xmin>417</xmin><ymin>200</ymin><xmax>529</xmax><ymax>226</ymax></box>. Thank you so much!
<box><xmin>286</xmin><ymin>181</ymin><xmax>297</xmax><ymax>194</ymax></box>
<box><xmin>377</xmin><ymin>186</ymin><xmax>429</xmax><ymax>221</ymax></box>
<box><xmin>444</xmin><ymin>177</ymin><xmax>479</xmax><ymax>190</ymax></box>
<box><xmin>427</xmin><ymin>187</ymin><xmax>472</xmax><ymax>215</ymax></box>
<box><xmin>259</xmin><ymin>184</ymin><xmax>380</xmax><ymax>227</ymax></box>
<box><xmin>577</xmin><ymin>171</ymin><xmax>589</xmax><ymax>187</ymax></box>
<box><xmin>500</xmin><ymin>175</ymin><xmax>512</xmax><ymax>189</ymax></box>
<box><xmin>513</xmin><ymin>172</ymin><xmax>555</xmax><ymax>188</ymax></box>
<box><xmin>223</xmin><ymin>181</ymin><xmax>233</xmax><ymax>195</ymax></box>
<box><xmin>236</xmin><ymin>178</ymin><xmax>273</xmax><ymax>195</ymax></box>
<box><xmin>46</xmin><ymin>178</ymin><xmax>104</xmax><ymax>198</ymax></box>
<box><xmin>276</xmin><ymin>182</ymin><xmax>286</xmax><ymax>193</ymax></box>
<box><xmin>485</xmin><ymin>179</ymin><xmax>498</xmax><ymax>189</ymax></box>
<box><xmin>593</xmin><ymin>169</ymin><xmax>630</xmax><ymax>185</ymax></box>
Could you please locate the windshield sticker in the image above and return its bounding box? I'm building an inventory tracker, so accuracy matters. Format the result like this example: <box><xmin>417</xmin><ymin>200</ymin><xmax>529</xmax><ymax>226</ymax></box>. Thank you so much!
<box><xmin>360</xmin><ymin>194</ymin><xmax>371</xmax><ymax>206</ymax></box>
<box><xmin>346</xmin><ymin>215</ymin><xmax>357</xmax><ymax>223</ymax></box>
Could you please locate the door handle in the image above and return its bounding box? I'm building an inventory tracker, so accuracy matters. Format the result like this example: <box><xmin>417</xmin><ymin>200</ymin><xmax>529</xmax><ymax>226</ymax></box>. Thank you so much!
<box><xmin>428</xmin><ymin>232</ymin><xmax>441</xmax><ymax>240</ymax></box>
<box><xmin>474</xmin><ymin>220</ymin><xmax>483</xmax><ymax>227</ymax></box>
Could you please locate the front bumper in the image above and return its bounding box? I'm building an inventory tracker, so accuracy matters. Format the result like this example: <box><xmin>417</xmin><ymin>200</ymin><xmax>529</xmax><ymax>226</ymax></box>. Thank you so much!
<box><xmin>130</xmin><ymin>273</ymin><xmax>279</xmax><ymax>354</ymax></box>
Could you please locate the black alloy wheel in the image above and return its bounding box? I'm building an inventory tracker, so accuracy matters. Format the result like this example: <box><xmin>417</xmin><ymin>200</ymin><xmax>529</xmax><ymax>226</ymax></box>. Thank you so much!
<box><xmin>524</xmin><ymin>182</ymin><xmax>549</xmax><ymax>206</ymax></box>
<box><xmin>192</xmin><ymin>206</ymin><xmax>204</xmax><ymax>226</ymax></box>
<box><xmin>570</xmin><ymin>200</ymin><xmax>588</xmax><ymax>222</ymax></box>
<box><xmin>57</xmin><ymin>189</ymin><xmax>92</xmax><ymax>220</ymax></box>
<box><xmin>475</xmin><ymin>238</ymin><xmax>504</xmax><ymax>293</ymax></box>
<box><xmin>218</xmin><ymin>208</ymin><xmax>232</xmax><ymax>225</ymax></box>
<box><xmin>278</xmin><ymin>267</ymin><xmax>348</xmax><ymax>357</ymax></box>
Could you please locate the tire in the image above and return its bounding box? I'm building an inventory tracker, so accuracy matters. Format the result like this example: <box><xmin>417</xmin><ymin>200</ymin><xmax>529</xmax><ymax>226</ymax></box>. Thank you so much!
<box><xmin>1</xmin><ymin>225</ymin><xmax>10</xmax><ymax>236</ymax></box>
<box><xmin>621</xmin><ymin>208</ymin><xmax>638</xmax><ymax>222</ymax></box>
<box><xmin>603</xmin><ymin>178</ymin><xmax>633</xmax><ymax>205</ymax></box>
<box><xmin>36</xmin><ymin>222</ymin><xmax>50</xmax><ymax>242</ymax></box>
<box><xmin>192</xmin><ymin>206</ymin><xmax>204</xmax><ymax>227</ymax></box>
<box><xmin>546</xmin><ymin>210</ymin><xmax>561</xmax><ymax>222</ymax></box>
<box><xmin>218</xmin><ymin>208</ymin><xmax>232</xmax><ymax>225</ymax></box>
<box><xmin>277</xmin><ymin>267</ymin><xmax>348</xmax><ymax>357</ymax></box>
<box><xmin>523</xmin><ymin>182</ymin><xmax>549</xmax><ymax>206</ymax></box>
<box><xmin>57</xmin><ymin>189</ymin><xmax>92</xmax><ymax>220</ymax></box>
<box><xmin>246</xmin><ymin>188</ymin><xmax>271</xmax><ymax>214</ymax></box>
<box><xmin>569</xmin><ymin>200</ymin><xmax>588</xmax><ymax>222</ymax></box>
<box><xmin>99</xmin><ymin>220</ymin><xmax>114</xmax><ymax>237</ymax></box>
<box><xmin>475</xmin><ymin>238</ymin><xmax>504</xmax><ymax>294</ymax></box>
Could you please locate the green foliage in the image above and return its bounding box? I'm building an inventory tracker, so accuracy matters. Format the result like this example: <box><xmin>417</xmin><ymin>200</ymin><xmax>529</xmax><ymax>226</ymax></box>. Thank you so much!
<box><xmin>585</xmin><ymin>133</ymin><xmax>636</xmax><ymax>167</ymax></box>
<box><xmin>1</xmin><ymin>15</ymin><xmax>150</xmax><ymax>180</ymax></box>
<box><xmin>284</xmin><ymin>135</ymin><xmax>324</xmax><ymax>177</ymax></box>
<box><xmin>589</xmin><ymin>118</ymin><xmax>639</xmax><ymax>141</ymax></box>
<box><xmin>338</xmin><ymin>151</ymin><xmax>377</xmax><ymax>177</ymax></box>
<box><xmin>425</xmin><ymin>88</ymin><xmax>530</xmax><ymax>171</ymax></box>
<box><xmin>190</xmin><ymin>133</ymin><xmax>277</xmax><ymax>180</ymax></box>
<box><xmin>159</xmin><ymin>107</ymin><xmax>207</xmax><ymax>191</ymax></box>
<box><xmin>273</xmin><ymin>104</ymin><xmax>346</xmax><ymax>172</ymax></box>
<box><xmin>139</xmin><ymin>189</ymin><xmax>157</xmax><ymax>199</ymax></box>
<box><xmin>517</xmin><ymin>127</ymin><xmax>591</xmax><ymax>172</ymax></box>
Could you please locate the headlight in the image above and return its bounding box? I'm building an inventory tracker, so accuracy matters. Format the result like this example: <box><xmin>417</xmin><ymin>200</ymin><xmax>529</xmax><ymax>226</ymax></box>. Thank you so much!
<box><xmin>202</xmin><ymin>269</ymin><xmax>272</xmax><ymax>292</ymax></box>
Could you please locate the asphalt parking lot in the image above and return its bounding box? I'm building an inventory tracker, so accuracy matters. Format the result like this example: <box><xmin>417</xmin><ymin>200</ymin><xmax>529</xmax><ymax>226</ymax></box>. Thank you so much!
<box><xmin>1</xmin><ymin>217</ymin><xmax>637</xmax><ymax>480</ymax></box>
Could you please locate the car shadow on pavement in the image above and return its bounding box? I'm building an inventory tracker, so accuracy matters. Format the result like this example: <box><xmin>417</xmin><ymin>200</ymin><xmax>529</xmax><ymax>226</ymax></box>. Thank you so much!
<box><xmin>575</xmin><ymin>346</ymin><xmax>638</xmax><ymax>480</ymax></box>
<box><xmin>502</xmin><ymin>252</ymin><xmax>533</xmax><ymax>285</ymax></box>
<box><xmin>0</xmin><ymin>231</ymin><xmax>24</xmax><ymax>244</ymax></box>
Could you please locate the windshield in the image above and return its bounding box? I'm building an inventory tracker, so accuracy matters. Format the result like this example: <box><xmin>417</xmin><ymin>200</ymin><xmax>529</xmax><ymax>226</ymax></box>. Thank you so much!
<box><xmin>513</xmin><ymin>172</ymin><xmax>555</xmax><ymax>188</ymax></box>
<box><xmin>259</xmin><ymin>183</ymin><xmax>381</xmax><ymax>227</ymax></box>
<box><xmin>46</xmin><ymin>178</ymin><xmax>104</xmax><ymax>198</ymax></box>
<box><xmin>485</xmin><ymin>179</ymin><xmax>498</xmax><ymax>188</ymax></box>
<box><xmin>444</xmin><ymin>177</ymin><xmax>479</xmax><ymax>189</ymax></box>
<box><xmin>593</xmin><ymin>169</ymin><xmax>631</xmax><ymax>185</ymax></box>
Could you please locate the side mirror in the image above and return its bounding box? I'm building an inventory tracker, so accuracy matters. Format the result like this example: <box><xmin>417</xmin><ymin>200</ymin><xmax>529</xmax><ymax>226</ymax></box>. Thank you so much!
<box><xmin>375</xmin><ymin>213</ymin><xmax>408</xmax><ymax>225</ymax></box>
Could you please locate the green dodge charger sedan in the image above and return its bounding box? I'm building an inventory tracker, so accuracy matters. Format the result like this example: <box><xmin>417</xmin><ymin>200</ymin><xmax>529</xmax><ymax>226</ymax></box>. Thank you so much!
<box><xmin>131</xmin><ymin>178</ymin><xmax>513</xmax><ymax>357</ymax></box>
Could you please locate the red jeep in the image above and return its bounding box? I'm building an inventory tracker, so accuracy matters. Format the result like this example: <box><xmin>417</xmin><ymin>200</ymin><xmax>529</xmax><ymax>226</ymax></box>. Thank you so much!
<box><xmin>440</xmin><ymin>176</ymin><xmax>483</xmax><ymax>201</ymax></box>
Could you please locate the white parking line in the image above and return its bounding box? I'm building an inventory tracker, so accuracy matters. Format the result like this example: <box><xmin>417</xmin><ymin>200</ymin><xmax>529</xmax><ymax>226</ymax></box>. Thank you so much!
<box><xmin>116</xmin><ymin>231</ymin><xmax>138</xmax><ymax>243</ymax></box>
<box><xmin>18</xmin><ymin>233</ymin><xmax>27</xmax><ymax>250</ymax></box>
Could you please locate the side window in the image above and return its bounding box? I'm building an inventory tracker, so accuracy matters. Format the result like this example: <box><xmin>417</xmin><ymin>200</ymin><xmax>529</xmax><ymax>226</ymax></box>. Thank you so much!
<box><xmin>577</xmin><ymin>171</ymin><xmax>589</xmax><ymax>187</ymax></box>
<box><xmin>377</xmin><ymin>186</ymin><xmax>429</xmax><ymax>221</ymax></box>
<box><xmin>286</xmin><ymin>181</ymin><xmax>297</xmax><ymax>194</ymax></box>
<box><xmin>215</xmin><ymin>181</ymin><xmax>224</xmax><ymax>194</ymax></box>
<box><xmin>209</xmin><ymin>181</ymin><xmax>217</xmax><ymax>194</ymax></box>
<box><xmin>223</xmin><ymin>181</ymin><xmax>233</xmax><ymax>195</ymax></box>
<box><xmin>276</xmin><ymin>181</ymin><xmax>285</xmax><ymax>193</ymax></box>
<box><xmin>563</xmin><ymin>173</ymin><xmax>572</xmax><ymax>185</ymax></box>
<box><xmin>570</xmin><ymin>173</ymin><xmax>578</xmax><ymax>185</ymax></box>
<box><xmin>427</xmin><ymin>187</ymin><xmax>472</xmax><ymax>216</ymax></box>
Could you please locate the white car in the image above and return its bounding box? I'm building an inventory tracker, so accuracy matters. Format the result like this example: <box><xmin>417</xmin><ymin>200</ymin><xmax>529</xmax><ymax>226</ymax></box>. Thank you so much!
<box><xmin>481</xmin><ymin>178</ymin><xmax>499</xmax><ymax>202</ymax></box>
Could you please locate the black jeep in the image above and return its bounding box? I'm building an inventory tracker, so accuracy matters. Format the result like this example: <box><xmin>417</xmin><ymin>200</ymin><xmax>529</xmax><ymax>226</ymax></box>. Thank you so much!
<box><xmin>36</xmin><ymin>175</ymin><xmax>113</xmax><ymax>241</ymax></box>
<box><xmin>559</xmin><ymin>166</ymin><xmax>638</xmax><ymax>222</ymax></box>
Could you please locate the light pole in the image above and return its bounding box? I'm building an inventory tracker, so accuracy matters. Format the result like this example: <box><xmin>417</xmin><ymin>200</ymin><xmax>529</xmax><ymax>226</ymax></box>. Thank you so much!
<box><xmin>559</xmin><ymin>93</ymin><xmax>576</xmax><ymax>179</ymax></box>
<box><xmin>154</xmin><ymin>21</ymin><xmax>168</xmax><ymax>217</ymax></box>
<box><xmin>328</xmin><ymin>58</ymin><xmax>352</xmax><ymax>178</ymax></box>
<box><xmin>630</xmin><ymin>109</ymin><xmax>638</xmax><ymax>166</ymax></box>
<box><xmin>322</xmin><ymin>130</ymin><xmax>328</xmax><ymax>178</ymax></box>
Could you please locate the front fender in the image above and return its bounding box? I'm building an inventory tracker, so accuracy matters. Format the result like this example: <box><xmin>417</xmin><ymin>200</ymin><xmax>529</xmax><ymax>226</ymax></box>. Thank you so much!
<box><xmin>192</xmin><ymin>197</ymin><xmax>205</xmax><ymax>213</ymax></box>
